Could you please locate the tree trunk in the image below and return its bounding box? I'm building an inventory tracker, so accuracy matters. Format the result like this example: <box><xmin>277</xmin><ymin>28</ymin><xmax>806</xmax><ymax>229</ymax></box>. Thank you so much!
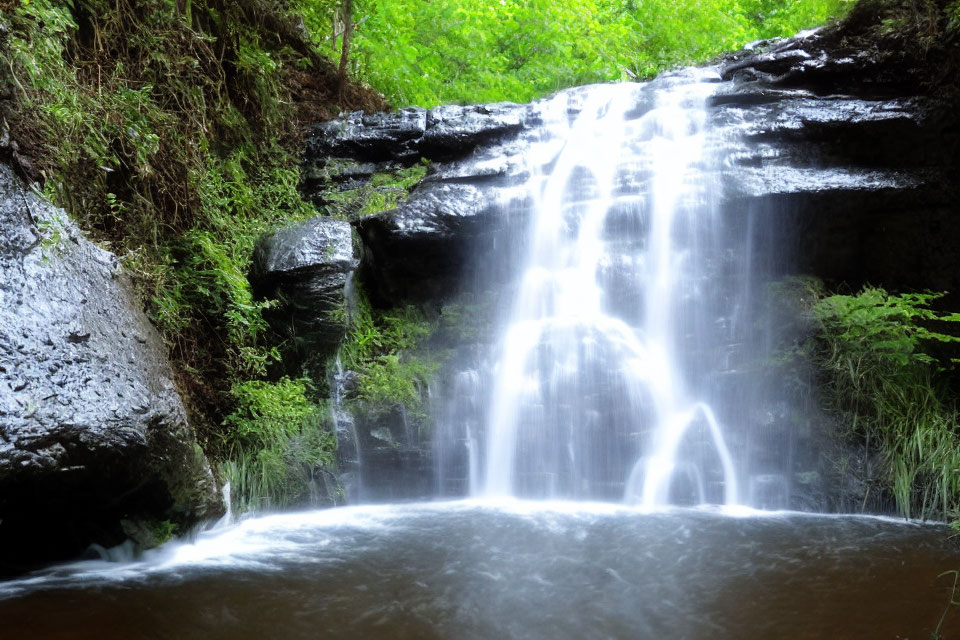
<box><xmin>338</xmin><ymin>0</ymin><xmax>354</xmax><ymax>92</ymax></box>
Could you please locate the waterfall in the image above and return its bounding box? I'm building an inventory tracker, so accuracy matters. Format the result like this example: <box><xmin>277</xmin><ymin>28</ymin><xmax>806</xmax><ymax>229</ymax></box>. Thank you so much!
<box><xmin>469</xmin><ymin>70</ymin><xmax>747</xmax><ymax>506</ymax></box>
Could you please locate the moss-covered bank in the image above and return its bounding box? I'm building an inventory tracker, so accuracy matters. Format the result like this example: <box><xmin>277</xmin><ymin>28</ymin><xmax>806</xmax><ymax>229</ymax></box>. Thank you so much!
<box><xmin>0</xmin><ymin>0</ymin><xmax>385</xmax><ymax>517</ymax></box>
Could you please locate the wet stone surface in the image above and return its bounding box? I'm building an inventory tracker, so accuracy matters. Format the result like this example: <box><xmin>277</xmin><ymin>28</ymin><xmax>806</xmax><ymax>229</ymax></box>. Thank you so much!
<box><xmin>0</xmin><ymin>163</ymin><xmax>220</xmax><ymax>575</ymax></box>
<box><xmin>250</xmin><ymin>216</ymin><xmax>357</xmax><ymax>366</ymax></box>
<box><xmin>305</xmin><ymin>102</ymin><xmax>529</xmax><ymax>163</ymax></box>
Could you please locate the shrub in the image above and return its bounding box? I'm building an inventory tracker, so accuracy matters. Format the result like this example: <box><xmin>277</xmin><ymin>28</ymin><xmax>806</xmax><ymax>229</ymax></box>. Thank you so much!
<box><xmin>339</xmin><ymin>287</ymin><xmax>439</xmax><ymax>411</ymax></box>
<box><xmin>221</xmin><ymin>378</ymin><xmax>337</xmax><ymax>512</ymax></box>
<box><xmin>1</xmin><ymin>0</ymin><xmax>382</xmax><ymax>513</ymax></box>
<box><xmin>811</xmin><ymin>285</ymin><xmax>960</xmax><ymax>520</ymax></box>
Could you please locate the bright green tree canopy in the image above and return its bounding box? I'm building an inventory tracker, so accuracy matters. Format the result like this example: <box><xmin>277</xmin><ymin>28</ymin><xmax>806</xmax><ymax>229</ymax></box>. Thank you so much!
<box><xmin>301</xmin><ymin>0</ymin><xmax>851</xmax><ymax>106</ymax></box>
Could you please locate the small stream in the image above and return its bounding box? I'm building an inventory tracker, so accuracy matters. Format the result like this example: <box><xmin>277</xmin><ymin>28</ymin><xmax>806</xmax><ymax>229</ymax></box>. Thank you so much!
<box><xmin>1</xmin><ymin>502</ymin><xmax>958</xmax><ymax>639</ymax></box>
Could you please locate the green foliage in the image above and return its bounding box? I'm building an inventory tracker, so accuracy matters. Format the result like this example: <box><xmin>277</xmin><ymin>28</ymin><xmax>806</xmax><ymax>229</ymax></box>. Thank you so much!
<box><xmin>301</xmin><ymin>0</ymin><xmax>852</xmax><ymax>106</ymax></box>
<box><xmin>221</xmin><ymin>378</ymin><xmax>337</xmax><ymax>512</ymax></box>
<box><xmin>359</xmin><ymin>354</ymin><xmax>437</xmax><ymax>406</ymax></box>
<box><xmin>370</xmin><ymin>163</ymin><xmax>428</xmax><ymax>190</ymax></box>
<box><xmin>3</xmin><ymin>0</ymin><xmax>328</xmax><ymax>412</ymax></box>
<box><xmin>867</xmin><ymin>0</ymin><xmax>944</xmax><ymax>49</ymax></box>
<box><xmin>814</xmin><ymin>288</ymin><xmax>960</xmax><ymax>367</ymax></box>
<box><xmin>836</xmin><ymin>0</ymin><xmax>960</xmax><ymax>87</ymax></box>
<box><xmin>2</xmin><ymin>0</ymin><xmax>364</xmax><ymax>514</ymax></box>
<box><xmin>315</xmin><ymin>161</ymin><xmax>429</xmax><ymax>220</ymax></box>
<box><xmin>339</xmin><ymin>288</ymin><xmax>438</xmax><ymax>409</ymax></box>
<box><xmin>146</xmin><ymin>152</ymin><xmax>318</xmax><ymax>378</ymax></box>
<box><xmin>811</xmin><ymin>285</ymin><xmax>960</xmax><ymax>520</ymax></box>
<box><xmin>150</xmin><ymin>519</ymin><xmax>178</xmax><ymax>545</ymax></box>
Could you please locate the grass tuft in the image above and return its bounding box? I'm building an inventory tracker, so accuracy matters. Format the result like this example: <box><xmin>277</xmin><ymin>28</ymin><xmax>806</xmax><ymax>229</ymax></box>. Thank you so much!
<box><xmin>809</xmin><ymin>283</ymin><xmax>960</xmax><ymax>520</ymax></box>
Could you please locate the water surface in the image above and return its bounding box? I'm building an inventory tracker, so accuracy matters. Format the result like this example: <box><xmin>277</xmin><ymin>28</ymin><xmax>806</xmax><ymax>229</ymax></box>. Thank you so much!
<box><xmin>2</xmin><ymin>501</ymin><xmax>957</xmax><ymax>639</ymax></box>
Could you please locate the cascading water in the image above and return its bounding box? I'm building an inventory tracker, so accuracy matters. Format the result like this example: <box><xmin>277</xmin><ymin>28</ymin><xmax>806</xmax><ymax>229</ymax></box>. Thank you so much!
<box><xmin>469</xmin><ymin>70</ymin><xmax>752</xmax><ymax>506</ymax></box>
<box><xmin>7</xmin><ymin>58</ymin><xmax>960</xmax><ymax>640</ymax></box>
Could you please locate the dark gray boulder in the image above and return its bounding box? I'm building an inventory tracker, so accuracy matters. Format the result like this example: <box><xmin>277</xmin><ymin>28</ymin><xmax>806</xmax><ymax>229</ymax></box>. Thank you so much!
<box><xmin>355</xmin><ymin>179</ymin><xmax>531</xmax><ymax>303</ymax></box>
<box><xmin>307</xmin><ymin>107</ymin><xmax>428</xmax><ymax>164</ymax></box>
<box><xmin>303</xmin><ymin>102</ymin><xmax>536</xmax><ymax>305</ymax></box>
<box><xmin>711</xmin><ymin>31</ymin><xmax>960</xmax><ymax>292</ymax></box>
<box><xmin>305</xmin><ymin>102</ymin><xmax>528</xmax><ymax>163</ymax></box>
<box><xmin>250</xmin><ymin>217</ymin><xmax>357</xmax><ymax>366</ymax></box>
<box><xmin>0</xmin><ymin>164</ymin><xmax>221</xmax><ymax>575</ymax></box>
<box><xmin>421</xmin><ymin>103</ymin><xmax>528</xmax><ymax>156</ymax></box>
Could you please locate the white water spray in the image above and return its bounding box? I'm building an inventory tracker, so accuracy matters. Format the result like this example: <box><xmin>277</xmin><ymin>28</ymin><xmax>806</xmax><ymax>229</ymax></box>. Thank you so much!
<box><xmin>479</xmin><ymin>72</ymin><xmax>739</xmax><ymax>506</ymax></box>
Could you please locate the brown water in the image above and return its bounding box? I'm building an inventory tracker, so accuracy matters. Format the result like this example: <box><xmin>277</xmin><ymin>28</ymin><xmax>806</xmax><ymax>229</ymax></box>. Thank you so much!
<box><xmin>1</xmin><ymin>501</ymin><xmax>958</xmax><ymax>639</ymax></box>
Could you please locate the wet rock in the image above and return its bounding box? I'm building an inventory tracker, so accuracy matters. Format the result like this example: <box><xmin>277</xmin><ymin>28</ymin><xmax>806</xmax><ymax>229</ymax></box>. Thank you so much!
<box><xmin>302</xmin><ymin>101</ymin><xmax>540</xmax><ymax>305</ymax></box>
<box><xmin>305</xmin><ymin>102</ymin><xmax>528</xmax><ymax>163</ymax></box>
<box><xmin>250</xmin><ymin>217</ymin><xmax>357</xmax><ymax>367</ymax></box>
<box><xmin>712</xmin><ymin>89</ymin><xmax>947</xmax><ymax>169</ymax></box>
<box><xmin>307</xmin><ymin>108</ymin><xmax>428</xmax><ymax>163</ymax></box>
<box><xmin>0</xmin><ymin>163</ymin><xmax>221</xmax><ymax>575</ymax></box>
<box><xmin>711</xmin><ymin>32</ymin><xmax>960</xmax><ymax>292</ymax></box>
<box><xmin>348</xmin><ymin>404</ymin><xmax>433</xmax><ymax>502</ymax></box>
<box><xmin>718</xmin><ymin>29</ymin><xmax>899</xmax><ymax>93</ymax></box>
<box><xmin>421</xmin><ymin>103</ymin><xmax>527</xmax><ymax>156</ymax></box>
<box><xmin>357</xmin><ymin>446</ymin><xmax>433</xmax><ymax>502</ymax></box>
<box><xmin>355</xmin><ymin>181</ymin><xmax>524</xmax><ymax>303</ymax></box>
<box><xmin>300</xmin><ymin>103</ymin><xmax>532</xmax><ymax>225</ymax></box>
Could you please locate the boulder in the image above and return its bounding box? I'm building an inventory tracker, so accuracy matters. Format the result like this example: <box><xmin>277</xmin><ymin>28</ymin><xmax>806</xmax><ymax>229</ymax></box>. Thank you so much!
<box><xmin>305</xmin><ymin>102</ymin><xmax>529</xmax><ymax>163</ymax></box>
<box><xmin>711</xmin><ymin>32</ymin><xmax>960</xmax><ymax>292</ymax></box>
<box><xmin>0</xmin><ymin>164</ymin><xmax>221</xmax><ymax>574</ymax></box>
<box><xmin>421</xmin><ymin>103</ymin><xmax>528</xmax><ymax>156</ymax></box>
<box><xmin>307</xmin><ymin>107</ymin><xmax>427</xmax><ymax>164</ymax></box>
<box><xmin>303</xmin><ymin>102</ymin><xmax>537</xmax><ymax>304</ymax></box>
<box><xmin>355</xmin><ymin>179</ymin><xmax>531</xmax><ymax>303</ymax></box>
<box><xmin>250</xmin><ymin>217</ymin><xmax>357</xmax><ymax>367</ymax></box>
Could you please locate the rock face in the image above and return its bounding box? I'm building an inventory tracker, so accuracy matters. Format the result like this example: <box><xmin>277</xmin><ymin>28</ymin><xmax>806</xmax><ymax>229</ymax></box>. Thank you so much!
<box><xmin>0</xmin><ymin>164</ymin><xmax>221</xmax><ymax>574</ymax></box>
<box><xmin>250</xmin><ymin>217</ymin><xmax>357</xmax><ymax>371</ymax></box>
<box><xmin>300</xmin><ymin>23</ymin><xmax>959</xmax><ymax>302</ymax></box>
<box><xmin>713</xmin><ymin>29</ymin><xmax>960</xmax><ymax>293</ymax></box>
<box><xmin>355</xmin><ymin>178</ymin><xmax>530</xmax><ymax>303</ymax></box>
<box><xmin>341</xmin><ymin>403</ymin><xmax>434</xmax><ymax>503</ymax></box>
<box><xmin>309</xmin><ymin>33</ymin><xmax>959</xmax><ymax>302</ymax></box>
<box><xmin>303</xmin><ymin>102</ymin><xmax>535</xmax><ymax>304</ymax></box>
<box><xmin>305</xmin><ymin>102</ymin><xmax>528</xmax><ymax>163</ymax></box>
<box><xmin>299</xmin><ymin>22</ymin><xmax>959</xmax><ymax>508</ymax></box>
